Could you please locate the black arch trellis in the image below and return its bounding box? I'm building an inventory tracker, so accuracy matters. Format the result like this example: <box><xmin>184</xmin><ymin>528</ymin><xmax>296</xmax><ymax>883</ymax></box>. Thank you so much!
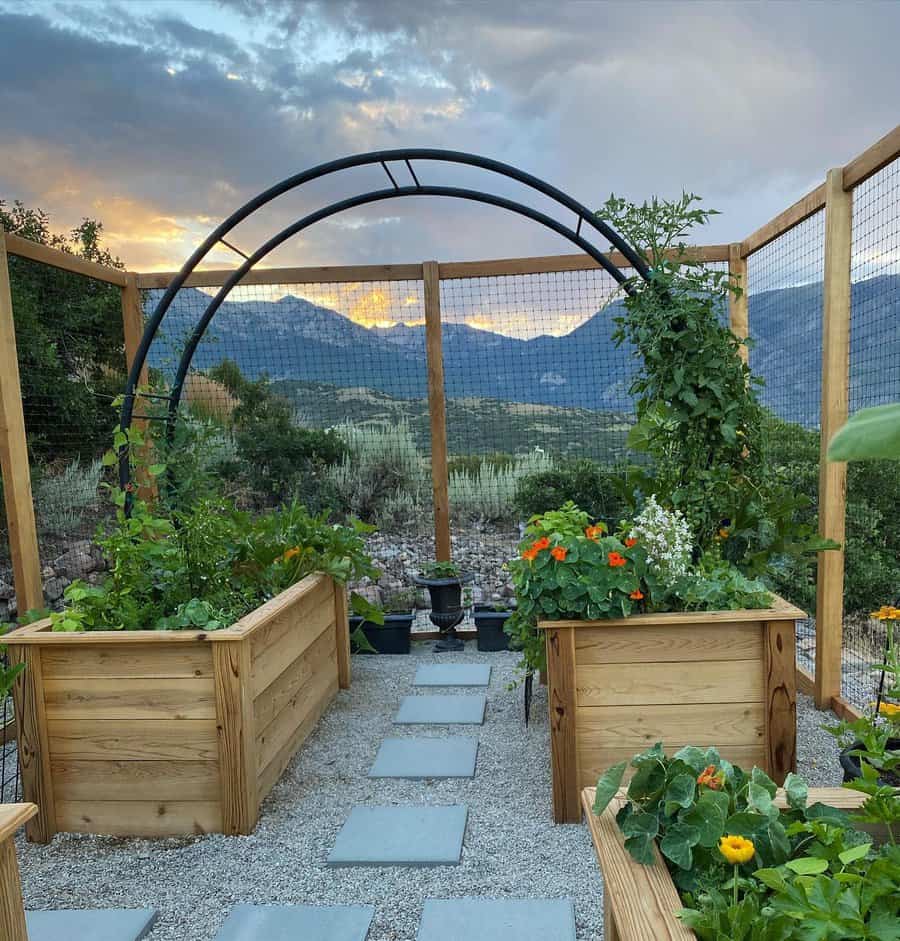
<box><xmin>118</xmin><ymin>148</ymin><xmax>652</xmax><ymax>491</ymax></box>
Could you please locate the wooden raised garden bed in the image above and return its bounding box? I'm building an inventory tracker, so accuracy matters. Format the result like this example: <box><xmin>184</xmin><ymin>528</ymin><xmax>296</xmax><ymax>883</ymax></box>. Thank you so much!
<box><xmin>0</xmin><ymin>804</ymin><xmax>37</xmax><ymax>941</ymax></box>
<box><xmin>5</xmin><ymin>573</ymin><xmax>349</xmax><ymax>842</ymax></box>
<box><xmin>581</xmin><ymin>785</ymin><xmax>868</xmax><ymax>941</ymax></box>
<box><xmin>539</xmin><ymin>596</ymin><xmax>805</xmax><ymax>823</ymax></box>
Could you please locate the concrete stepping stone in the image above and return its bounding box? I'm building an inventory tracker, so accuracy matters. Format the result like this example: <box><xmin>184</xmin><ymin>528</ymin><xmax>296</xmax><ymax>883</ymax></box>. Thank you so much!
<box><xmin>394</xmin><ymin>695</ymin><xmax>486</xmax><ymax>725</ymax></box>
<box><xmin>417</xmin><ymin>898</ymin><xmax>576</xmax><ymax>941</ymax></box>
<box><xmin>26</xmin><ymin>909</ymin><xmax>158</xmax><ymax>941</ymax></box>
<box><xmin>369</xmin><ymin>737</ymin><xmax>478</xmax><ymax>779</ymax></box>
<box><xmin>414</xmin><ymin>664</ymin><xmax>491</xmax><ymax>687</ymax></box>
<box><xmin>327</xmin><ymin>805</ymin><xmax>468</xmax><ymax>867</ymax></box>
<box><xmin>214</xmin><ymin>903</ymin><xmax>375</xmax><ymax>940</ymax></box>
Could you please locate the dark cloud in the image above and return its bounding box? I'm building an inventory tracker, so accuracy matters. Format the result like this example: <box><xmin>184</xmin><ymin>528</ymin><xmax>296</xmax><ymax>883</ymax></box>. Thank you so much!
<box><xmin>1</xmin><ymin>1</ymin><xmax>898</xmax><ymax>272</ymax></box>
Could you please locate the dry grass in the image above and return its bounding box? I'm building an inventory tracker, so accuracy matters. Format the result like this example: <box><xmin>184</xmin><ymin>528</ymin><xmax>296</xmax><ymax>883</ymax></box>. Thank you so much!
<box><xmin>183</xmin><ymin>373</ymin><xmax>237</xmax><ymax>420</ymax></box>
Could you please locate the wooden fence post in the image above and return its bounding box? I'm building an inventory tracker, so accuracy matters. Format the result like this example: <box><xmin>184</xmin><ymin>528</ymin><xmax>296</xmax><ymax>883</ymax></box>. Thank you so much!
<box><xmin>0</xmin><ymin>232</ymin><xmax>43</xmax><ymax>614</ymax></box>
<box><xmin>815</xmin><ymin>168</ymin><xmax>852</xmax><ymax>709</ymax></box>
<box><xmin>121</xmin><ymin>271</ymin><xmax>148</xmax><ymax>386</ymax></box>
<box><xmin>423</xmin><ymin>261</ymin><xmax>451</xmax><ymax>562</ymax></box>
<box><xmin>728</xmin><ymin>243</ymin><xmax>749</xmax><ymax>364</ymax></box>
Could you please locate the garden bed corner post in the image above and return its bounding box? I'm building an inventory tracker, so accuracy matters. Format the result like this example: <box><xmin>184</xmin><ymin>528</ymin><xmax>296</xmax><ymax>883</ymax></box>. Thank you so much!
<box><xmin>546</xmin><ymin>626</ymin><xmax>579</xmax><ymax>823</ymax></box>
<box><xmin>764</xmin><ymin>619</ymin><xmax>797</xmax><ymax>783</ymax></box>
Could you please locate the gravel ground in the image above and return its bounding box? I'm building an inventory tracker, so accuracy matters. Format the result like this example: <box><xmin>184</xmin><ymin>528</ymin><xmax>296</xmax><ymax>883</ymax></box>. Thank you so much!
<box><xmin>17</xmin><ymin>647</ymin><xmax>842</xmax><ymax>940</ymax></box>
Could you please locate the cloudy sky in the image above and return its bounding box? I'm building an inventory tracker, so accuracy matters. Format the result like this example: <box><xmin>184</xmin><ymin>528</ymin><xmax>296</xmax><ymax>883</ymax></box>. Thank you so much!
<box><xmin>0</xmin><ymin>0</ymin><xmax>897</xmax><ymax>283</ymax></box>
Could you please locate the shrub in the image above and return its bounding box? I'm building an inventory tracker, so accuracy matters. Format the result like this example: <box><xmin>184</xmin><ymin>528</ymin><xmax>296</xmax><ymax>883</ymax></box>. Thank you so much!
<box><xmin>514</xmin><ymin>457</ymin><xmax>634</xmax><ymax>522</ymax></box>
<box><xmin>33</xmin><ymin>458</ymin><xmax>103</xmax><ymax>535</ymax></box>
<box><xmin>328</xmin><ymin>420</ymin><xmax>429</xmax><ymax>524</ymax></box>
<box><xmin>450</xmin><ymin>449</ymin><xmax>554</xmax><ymax>522</ymax></box>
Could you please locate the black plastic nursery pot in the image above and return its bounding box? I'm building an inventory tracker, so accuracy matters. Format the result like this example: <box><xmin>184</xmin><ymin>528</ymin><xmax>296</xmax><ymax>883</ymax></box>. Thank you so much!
<box><xmin>349</xmin><ymin>613</ymin><xmax>414</xmax><ymax>655</ymax></box>
<box><xmin>473</xmin><ymin>605</ymin><xmax>511</xmax><ymax>652</ymax></box>
<box><xmin>839</xmin><ymin>738</ymin><xmax>900</xmax><ymax>785</ymax></box>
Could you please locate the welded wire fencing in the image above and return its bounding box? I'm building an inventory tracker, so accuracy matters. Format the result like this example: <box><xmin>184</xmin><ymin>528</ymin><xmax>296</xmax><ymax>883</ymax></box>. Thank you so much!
<box><xmin>843</xmin><ymin>155</ymin><xmax>900</xmax><ymax>710</ymax></box>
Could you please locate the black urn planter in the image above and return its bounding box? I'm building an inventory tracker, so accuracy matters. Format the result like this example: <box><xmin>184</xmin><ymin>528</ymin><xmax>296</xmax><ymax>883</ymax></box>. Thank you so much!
<box><xmin>839</xmin><ymin>738</ymin><xmax>900</xmax><ymax>784</ymax></box>
<box><xmin>412</xmin><ymin>573</ymin><xmax>473</xmax><ymax>652</ymax></box>
<box><xmin>473</xmin><ymin>605</ymin><xmax>511</xmax><ymax>652</ymax></box>
<box><xmin>349</xmin><ymin>612</ymin><xmax>414</xmax><ymax>655</ymax></box>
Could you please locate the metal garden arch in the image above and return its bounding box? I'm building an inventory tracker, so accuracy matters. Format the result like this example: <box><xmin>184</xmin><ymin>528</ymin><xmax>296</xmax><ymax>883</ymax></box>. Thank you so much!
<box><xmin>118</xmin><ymin>148</ymin><xmax>652</xmax><ymax>490</ymax></box>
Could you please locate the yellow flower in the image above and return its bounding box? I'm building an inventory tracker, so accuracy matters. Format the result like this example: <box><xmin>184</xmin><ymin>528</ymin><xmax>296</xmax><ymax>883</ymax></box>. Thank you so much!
<box><xmin>871</xmin><ymin>605</ymin><xmax>900</xmax><ymax>621</ymax></box>
<box><xmin>718</xmin><ymin>834</ymin><xmax>755</xmax><ymax>865</ymax></box>
<box><xmin>879</xmin><ymin>701</ymin><xmax>900</xmax><ymax>718</ymax></box>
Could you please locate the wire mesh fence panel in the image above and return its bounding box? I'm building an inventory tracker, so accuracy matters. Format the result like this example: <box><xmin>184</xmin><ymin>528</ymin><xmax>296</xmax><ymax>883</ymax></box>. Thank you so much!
<box><xmin>437</xmin><ymin>267</ymin><xmax>635</xmax><ymax>600</ymax></box>
<box><xmin>146</xmin><ymin>278</ymin><xmax>432</xmax><ymax>610</ymax></box>
<box><xmin>746</xmin><ymin>212</ymin><xmax>826</xmax><ymax>677</ymax></box>
<box><xmin>843</xmin><ymin>157</ymin><xmax>900</xmax><ymax>711</ymax></box>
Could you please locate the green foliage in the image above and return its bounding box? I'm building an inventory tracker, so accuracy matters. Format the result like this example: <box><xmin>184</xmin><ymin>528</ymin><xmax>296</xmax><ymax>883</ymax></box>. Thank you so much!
<box><xmin>513</xmin><ymin>458</ymin><xmax>634</xmax><ymax>521</ymax></box>
<box><xmin>419</xmin><ymin>561</ymin><xmax>462</xmax><ymax>580</ymax></box>
<box><xmin>48</xmin><ymin>430</ymin><xmax>378</xmax><ymax>633</ymax></box>
<box><xmin>596</xmin><ymin>194</ymin><xmax>834</xmax><ymax>581</ymax></box>
<box><xmin>828</xmin><ymin>403</ymin><xmax>900</xmax><ymax>461</ymax></box>
<box><xmin>1</xmin><ymin>199</ymin><xmax>125</xmax><ymax>462</ymax></box>
<box><xmin>508</xmin><ymin>501</ymin><xmax>770</xmax><ymax>672</ymax></box>
<box><xmin>207</xmin><ymin>359</ymin><xmax>345</xmax><ymax>506</ymax></box>
<box><xmin>449</xmin><ymin>450</ymin><xmax>554</xmax><ymax>522</ymax></box>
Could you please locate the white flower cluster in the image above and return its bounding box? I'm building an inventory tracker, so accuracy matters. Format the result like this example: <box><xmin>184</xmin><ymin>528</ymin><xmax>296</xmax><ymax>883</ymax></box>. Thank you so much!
<box><xmin>628</xmin><ymin>494</ymin><xmax>693</xmax><ymax>581</ymax></box>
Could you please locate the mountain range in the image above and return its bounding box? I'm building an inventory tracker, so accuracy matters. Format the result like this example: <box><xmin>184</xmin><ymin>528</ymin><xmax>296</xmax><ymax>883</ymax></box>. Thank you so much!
<box><xmin>150</xmin><ymin>273</ymin><xmax>900</xmax><ymax>429</ymax></box>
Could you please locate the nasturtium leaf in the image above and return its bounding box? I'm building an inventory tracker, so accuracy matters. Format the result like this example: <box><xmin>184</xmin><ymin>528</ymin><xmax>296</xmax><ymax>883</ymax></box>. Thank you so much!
<box><xmin>838</xmin><ymin>842</ymin><xmax>871</xmax><ymax>865</ymax></box>
<box><xmin>592</xmin><ymin>762</ymin><xmax>627</xmax><ymax>816</ymax></box>
<box><xmin>627</xmin><ymin>759</ymin><xmax>667</xmax><ymax>802</ymax></box>
<box><xmin>620</xmin><ymin>810</ymin><xmax>659</xmax><ymax>840</ymax></box>
<box><xmin>671</xmin><ymin>745</ymin><xmax>707</xmax><ymax>774</ymax></box>
<box><xmin>623</xmin><ymin>832</ymin><xmax>656</xmax><ymax>866</ymax></box>
<box><xmin>783</xmin><ymin>772</ymin><xmax>808</xmax><ymax>811</ymax></box>
<box><xmin>664</xmin><ymin>773</ymin><xmax>696</xmax><ymax>817</ymax></box>
<box><xmin>784</xmin><ymin>857</ymin><xmax>829</xmax><ymax>875</ymax></box>
<box><xmin>683</xmin><ymin>790</ymin><xmax>729</xmax><ymax>847</ymax></box>
<box><xmin>748</xmin><ymin>782</ymin><xmax>777</xmax><ymax>819</ymax></box>
<box><xmin>751</xmin><ymin>766</ymin><xmax>778</xmax><ymax>799</ymax></box>
<box><xmin>724</xmin><ymin>811</ymin><xmax>767</xmax><ymax>837</ymax></box>
<box><xmin>660</xmin><ymin>822</ymin><xmax>700</xmax><ymax>870</ymax></box>
<box><xmin>753</xmin><ymin>867</ymin><xmax>788</xmax><ymax>892</ymax></box>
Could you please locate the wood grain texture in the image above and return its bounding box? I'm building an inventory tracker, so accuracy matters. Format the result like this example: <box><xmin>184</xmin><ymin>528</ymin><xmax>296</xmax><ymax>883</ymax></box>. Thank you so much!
<box><xmin>0</xmin><ymin>233</ymin><xmax>43</xmax><ymax>612</ymax></box>
<box><xmin>576</xmin><ymin>659</ymin><xmax>764</xmax><ymax>708</ymax></box>
<box><xmin>765</xmin><ymin>620</ymin><xmax>797</xmax><ymax>784</ymax></box>
<box><xmin>4</xmin><ymin>232</ymin><xmax>129</xmax><ymax>285</ymax></box>
<box><xmin>0</xmin><ymin>836</ymin><xmax>28</xmax><ymax>941</ymax></box>
<box><xmin>8</xmin><ymin>646</ymin><xmax>56</xmax><ymax>842</ymax></box>
<box><xmin>333</xmin><ymin>581</ymin><xmax>351</xmax><ymax>689</ymax></box>
<box><xmin>577</xmin><ymin>702</ymin><xmax>765</xmax><ymax>750</ymax></box>
<box><xmin>538</xmin><ymin>595</ymin><xmax>804</xmax><ymax>629</ymax></box>
<box><xmin>423</xmin><ymin>260</ymin><xmax>451</xmax><ymax>561</ymax></box>
<box><xmin>796</xmin><ymin>665</ymin><xmax>815</xmax><ymax>697</ymax></box>
<box><xmin>135</xmin><ymin>262</ymin><xmax>423</xmax><ymax>289</ymax></box>
<box><xmin>0</xmin><ymin>805</ymin><xmax>37</xmax><ymax>845</ymax></box>
<box><xmin>728</xmin><ymin>243</ymin><xmax>749</xmax><ymax>364</ymax></box>
<box><xmin>51</xmin><ymin>760</ymin><xmax>220</xmax><ymax>802</ymax></box>
<box><xmin>582</xmin><ymin>790</ymin><xmax>693</xmax><ymax>941</ymax></box>
<box><xmin>43</xmin><ymin>677</ymin><xmax>216</xmax><ymax>720</ymax></box>
<box><xmin>574</xmin><ymin>622</ymin><xmax>761</xmax><ymax>664</ymax></box>
<box><xmin>48</xmin><ymin>719</ymin><xmax>220</xmax><ymax>761</ymax></box>
<box><xmin>816</xmin><ymin>167</ymin><xmax>852</xmax><ymax>708</ymax></box>
<box><xmin>546</xmin><ymin>627</ymin><xmax>579</xmax><ymax>823</ymax></box>
<box><xmin>41</xmin><ymin>643</ymin><xmax>214</xmax><ymax>679</ymax></box>
<box><xmin>55</xmin><ymin>800</ymin><xmax>221</xmax><ymax>837</ymax></box>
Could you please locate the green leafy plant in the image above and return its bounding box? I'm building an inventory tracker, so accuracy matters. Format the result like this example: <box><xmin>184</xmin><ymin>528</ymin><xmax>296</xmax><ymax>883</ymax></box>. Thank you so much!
<box><xmin>592</xmin><ymin>745</ymin><xmax>899</xmax><ymax>940</ymax></box>
<box><xmin>419</xmin><ymin>561</ymin><xmax>463</xmax><ymax>580</ymax></box>
<box><xmin>595</xmin><ymin>193</ymin><xmax>835</xmax><ymax>579</ymax></box>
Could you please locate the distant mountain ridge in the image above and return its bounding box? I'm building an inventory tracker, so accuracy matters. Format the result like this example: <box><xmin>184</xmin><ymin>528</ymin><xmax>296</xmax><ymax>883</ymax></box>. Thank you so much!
<box><xmin>150</xmin><ymin>274</ymin><xmax>900</xmax><ymax>427</ymax></box>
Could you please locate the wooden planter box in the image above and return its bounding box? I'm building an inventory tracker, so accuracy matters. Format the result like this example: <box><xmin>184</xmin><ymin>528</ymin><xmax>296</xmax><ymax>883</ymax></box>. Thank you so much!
<box><xmin>582</xmin><ymin>786</ymin><xmax>868</xmax><ymax>941</ymax></box>
<box><xmin>5</xmin><ymin>573</ymin><xmax>350</xmax><ymax>842</ymax></box>
<box><xmin>0</xmin><ymin>804</ymin><xmax>37</xmax><ymax>941</ymax></box>
<box><xmin>539</xmin><ymin>596</ymin><xmax>804</xmax><ymax>823</ymax></box>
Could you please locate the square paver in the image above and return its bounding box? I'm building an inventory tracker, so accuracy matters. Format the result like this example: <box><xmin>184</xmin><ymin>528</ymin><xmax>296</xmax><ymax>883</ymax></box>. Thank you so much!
<box><xmin>417</xmin><ymin>899</ymin><xmax>576</xmax><ymax>941</ymax></box>
<box><xmin>327</xmin><ymin>805</ymin><xmax>468</xmax><ymax>867</ymax></box>
<box><xmin>214</xmin><ymin>904</ymin><xmax>375</xmax><ymax>940</ymax></box>
<box><xmin>369</xmin><ymin>738</ymin><xmax>478</xmax><ymax>779</ymax></box>
<box><xmin>26</xmin><ymin>909</ymin><xmax>158</xmax><ymax>941</ymax></box>
<box><xmin>413</xmin><ymin>664</ymin><xmax>491</xmax><ymax>687</ymax></box>
<box><xmin>394</xmin><ymin>695</ymin><xmax>486</xmax><ymax>725</ymax></box>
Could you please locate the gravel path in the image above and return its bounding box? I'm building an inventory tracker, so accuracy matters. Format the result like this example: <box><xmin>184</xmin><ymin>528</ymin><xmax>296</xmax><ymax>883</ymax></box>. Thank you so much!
<box><xmin>17</xmin><ymin>646</ymin><xmax>842</xmax><ymax>940</ymax></box>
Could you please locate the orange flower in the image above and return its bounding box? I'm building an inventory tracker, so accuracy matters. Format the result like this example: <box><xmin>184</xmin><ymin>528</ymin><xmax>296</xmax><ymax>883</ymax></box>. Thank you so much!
<box><xmin>629</xmin><ymin>589</ymin><xmax>644</xmax><ymax>600</ymax></box>
<box><xmin>522</xmin><ymin>546</ymin><xmax>539</xmax><ymax>562</ymax></box>
<box><xmin>282</xmin><ymin>546</ymin><xmax>301</xmax><ymax>561</ymax></box>
<box><xmin>697</xmin><ymin>765</ymin><xmax>723</xmax><ymax>790</ymax></box>
<box><xmin>718</xmin><ymin>528</ymin><xmax>729</xmax><ymax>539</ymax></box>
<box><xmin>551</xmin><ymin>546</ymin><xmax>568</xmax><ymax>561</ymax></box>
<box><xmin>625</xmin><ymin>537</ymin><xmax>637</xmax><ymax>548</ymax></box>
<box><xmin>608</xmin><ymin>551</ymin><xmax>626</xmax><ymax>568</ymax></box>
<box><xmin>585</xmin><ymin>525</ymin><xmax>604</xmax><ymax>541</ymax></box>
<box><xmin>532</xmin><ymin>537</ymin><xmax>550</xmax><ymax>551</ymax></box>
